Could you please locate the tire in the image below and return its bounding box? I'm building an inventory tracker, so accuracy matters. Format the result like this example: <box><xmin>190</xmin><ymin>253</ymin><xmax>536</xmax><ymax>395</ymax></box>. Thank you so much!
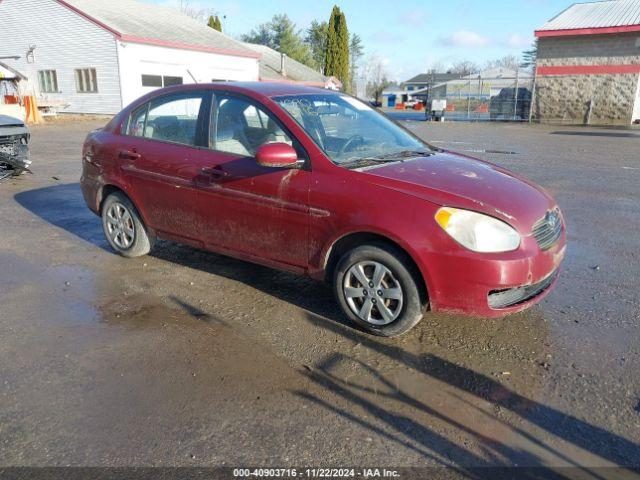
<box><xmin>334</xmin><ymin>243</ymin><xmax>427</xmax><ymax>337</ymax></box>
<box><xmin>101</xmin><ymin>191</ymin><xmax>155</xmax><ymax>258</ymax></box>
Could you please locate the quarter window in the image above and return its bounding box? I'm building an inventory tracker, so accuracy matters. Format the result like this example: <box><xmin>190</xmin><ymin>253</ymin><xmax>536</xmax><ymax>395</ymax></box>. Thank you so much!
<box><xmin>38</xmin><ymin>70</ymin><xmax>59</xmax><ymax>93</ymax></box>
<box><xmin>128</xmin><ymin>105</ymin><xmax>148</xmax><ymax>137</ymax></box>
<box><xmin>142</xmin><ymin>93</ymin><xmax>204</xmax><ymax>146</ymax></box>
<box><xmin>75</xmin><ymin>68</ymin><xmax>98</xmax><ymax>93</ymax></box>
<box><xmin>212</xmin><ymin>96</ymin><xmax>292</xmax><ymax>157</ymax></box>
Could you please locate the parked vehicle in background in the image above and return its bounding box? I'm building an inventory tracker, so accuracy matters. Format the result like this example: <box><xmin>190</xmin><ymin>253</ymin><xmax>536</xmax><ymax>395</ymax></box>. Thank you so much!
<box><xmin>81</xmin><ymin>82</ymin><xmax>565</xmax><ymax>337</ymax></box>
<box><xmin>0</xmin><ymin>115</ymin><xmax>30</xmax><ymax>181</ymax></box>
<box><xmin>489</xmin><ymin>88</ymin><xmax>532</xmax><ymax>120</ymax></box>
<box><xmin>369</xmin><ymin>100</ymin><xmax>382</xmax><ymax>108</ymax></box>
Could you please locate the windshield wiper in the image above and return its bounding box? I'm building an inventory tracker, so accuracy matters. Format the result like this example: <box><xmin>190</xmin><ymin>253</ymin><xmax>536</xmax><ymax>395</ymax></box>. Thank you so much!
<box><xmin>339</xmin><ymin>157</ymin><xmax>399</xmax><ymax>169</ymax></box>
<box><xmin>340</xmin><ymin>150</ymin><xmax>436</xmax><ymax>169</ymax></box>
<box><xmin>377</xmin><ymin>150</ymin><xmax>435</xmax><ymax>159</ymax></box>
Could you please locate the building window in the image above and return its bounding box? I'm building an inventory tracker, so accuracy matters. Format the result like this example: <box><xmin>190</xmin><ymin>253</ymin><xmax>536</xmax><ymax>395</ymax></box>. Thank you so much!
<box><xmin>38</xmin><ymin>70</ymin><xmax>59</xmax><ymax>93</ymax></box>
<box><xmin>163</xmin><ymin>76</ymin><xmax>183</xmax><ymax>86</ymax></box>
<box><xmin>75</xmin><ymin>68</ymin><xmax>98</xmax><ymax>93</ymax></box>
<box><xmin>141</xmin><ymin>75</ymin><xmax>183</xmax><ymax>88</ymax></box>
<box><xmin>141</xmin><ymin>75</ymin><xmax>163</xmax><ymax>87</ymax></box>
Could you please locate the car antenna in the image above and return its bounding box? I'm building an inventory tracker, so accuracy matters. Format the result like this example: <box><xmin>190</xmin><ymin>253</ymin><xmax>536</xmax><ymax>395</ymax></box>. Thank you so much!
<box><xmin>187</xmin><ymin>69</ymin><xmax>198</xmax><ymax>84</ymax></box>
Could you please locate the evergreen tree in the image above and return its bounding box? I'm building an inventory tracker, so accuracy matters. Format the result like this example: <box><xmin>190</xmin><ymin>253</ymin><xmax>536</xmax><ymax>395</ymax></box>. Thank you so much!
<box><xmin>348</xmin><ymin>33</ymin><xmax>363</xmax><ymax>94</ymax></box>
<box><xmin>242</xmin><ymin>14</ymin><xmax>315</xmax><ymax>69</ymax></box>
<box><xmin>207</xmin><ymin>15</ymin><xmax>222</xmax><ymax>32</ymax></box>
<box><xmin>521</xmin><ymin>40</ymin><xmax>538</xmax><ymax>71</ymax></box>
<box><xmin>306</xmin><ymin>20</ymin><xmax>328</xmax><ymax>73</ymax></box>
<box><xmin>324</xmin><ymin>5</ymin><xmax>350</xmax><ymax>91</ymax></box>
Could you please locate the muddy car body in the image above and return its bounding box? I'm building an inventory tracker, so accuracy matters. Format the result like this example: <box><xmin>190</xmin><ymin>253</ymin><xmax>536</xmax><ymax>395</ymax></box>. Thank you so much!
<box><xmin>0</xmin><ymin>115</ymin><xmax>31</xmax><ymax>180</ymax></box>
<box><xmin>81</xmin><ymin>83</ymin><xmax>566</xmax><ymax>336</ymax></box>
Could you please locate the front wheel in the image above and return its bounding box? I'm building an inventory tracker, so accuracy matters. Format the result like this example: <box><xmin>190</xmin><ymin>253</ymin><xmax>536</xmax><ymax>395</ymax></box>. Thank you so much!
<box><xmin>334</xmin><ymin>244</ymin><xmax>427</xmax><ymax>337</ymax></box>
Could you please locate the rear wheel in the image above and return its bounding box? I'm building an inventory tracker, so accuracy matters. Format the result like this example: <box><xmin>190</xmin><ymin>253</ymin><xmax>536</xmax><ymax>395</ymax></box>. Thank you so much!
<box><xmin>334</xmin><ymin>244</ymin><xmax>426</xmax><ymax>337</ymax></box>
<box><xmin>101</xmin><ymin>191</ymin><xmax>154</xmax><ymax>258</ymax></box>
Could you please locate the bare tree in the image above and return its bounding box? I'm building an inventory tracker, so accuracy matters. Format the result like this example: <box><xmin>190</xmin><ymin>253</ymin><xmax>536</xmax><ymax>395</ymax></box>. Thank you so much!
<box><xmin>484</xmin><ymin>55</ymin><xmax>520</xmax><ymax>71</ymax></box>
<box><xmin>174</xmin><ymin>0</ymin><xmax>213</xmax><ymax>23</ymax></box>
<box><xmin>449</xmin><ymin>60</ymin><xmax>479</xmax><ymax>76</ymax></box>
<box><xmin>362</xmin><ymin>54</ymin><xmax>391</xmax><ymax>102</ymax></box>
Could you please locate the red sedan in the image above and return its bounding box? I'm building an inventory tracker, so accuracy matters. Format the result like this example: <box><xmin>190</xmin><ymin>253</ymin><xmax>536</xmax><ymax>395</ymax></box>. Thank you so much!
<box><xmin>81</xmin><ymin>82</ymin><xmax>566</xmax><ymax>336</ymax></box>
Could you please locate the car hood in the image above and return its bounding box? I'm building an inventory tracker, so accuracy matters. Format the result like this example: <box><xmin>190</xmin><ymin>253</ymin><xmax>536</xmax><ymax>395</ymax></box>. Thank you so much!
<box><xmin>357</xmin><ymin>151</ymin><xmax>555</xmax><ymax>232</ymax></box>
<box><xmin>0</xmin><ymin>115</ymin><xmax>29</xmax><ymax>138</ymax></box>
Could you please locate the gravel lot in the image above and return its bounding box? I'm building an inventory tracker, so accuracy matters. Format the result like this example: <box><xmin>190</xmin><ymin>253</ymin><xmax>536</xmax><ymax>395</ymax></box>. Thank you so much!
<box><xmin>0</xmin><ymin>118</ymin><xmax>638</xmax><ymax>477</ymax></box>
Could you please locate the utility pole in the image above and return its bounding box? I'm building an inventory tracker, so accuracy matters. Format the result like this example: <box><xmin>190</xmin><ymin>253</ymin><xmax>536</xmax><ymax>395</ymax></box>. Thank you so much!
<box><xmin>513</xmin><ymin>67</ymin><xmax>520</xmax><ymax>120</ymax></box>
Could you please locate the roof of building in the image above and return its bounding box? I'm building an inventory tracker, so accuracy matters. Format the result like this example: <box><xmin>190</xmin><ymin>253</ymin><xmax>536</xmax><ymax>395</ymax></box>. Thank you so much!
<box><xmin>0</xmin><ymin>61</ymin><xmax>26</xmax><ymax>80</ymax></box>
<box><xmin>241</xmin><ymin>42</ymin><xmax>338</xmax><ymax>87</ymax></box>
<box><xmin>536</xmin><ymin>0</ymin><xmax>640</xmax><ymax>37</ymax></box>
<box><xmin>403</xmin><ymin>73</ymin><xmax>461</xmax><ymax>84</ymax></box>
<box><xmin>57</xmin><ymin>0</ymin><xmax>259</xmax><ymax>58</ymax></box>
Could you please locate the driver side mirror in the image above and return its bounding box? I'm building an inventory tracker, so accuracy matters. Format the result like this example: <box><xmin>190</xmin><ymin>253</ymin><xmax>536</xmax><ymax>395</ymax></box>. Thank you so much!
<box><xmin>255</xmin><ymin>142</ymin><xmax>300</xmax><ymax>169</ymax></box>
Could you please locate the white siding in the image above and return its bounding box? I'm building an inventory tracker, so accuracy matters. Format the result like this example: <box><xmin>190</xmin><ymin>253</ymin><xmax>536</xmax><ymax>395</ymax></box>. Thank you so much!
<box><xmin>0</xmin><ymin>0</ymin><xmax>122</xmax><ymax>114</ymax></box>
<box><xmin>633</xmin><ymin>76</ymin><xmax>640</xmax><ymax>122</ymax></box>
<box><xmin>116</xmin><ymin>41</ymin><xmax>259</xmax><ymax>108</ymax></box>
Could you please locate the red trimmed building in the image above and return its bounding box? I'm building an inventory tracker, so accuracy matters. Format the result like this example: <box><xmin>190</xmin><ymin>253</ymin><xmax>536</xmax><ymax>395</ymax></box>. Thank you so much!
<box><xmin>534</xmin><ymin>0</ymin><xmax>640</xmax><ymax>125</ymax></box>
<box><xmin>0</xmin><ymin>0</ymin><xmax>261</xmax><ymax>114</ymax></box>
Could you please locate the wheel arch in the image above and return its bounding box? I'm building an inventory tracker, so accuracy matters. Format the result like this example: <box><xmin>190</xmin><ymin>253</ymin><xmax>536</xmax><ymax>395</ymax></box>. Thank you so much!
<box><xmin>322</xmin><ymin>231</ymin><xmax>429</xmax><ymax>304</ymax></box>
<box><xmin>98</xmin><ymin>184</ymin><xmax>153</xmax><ymax>233</ymax></box>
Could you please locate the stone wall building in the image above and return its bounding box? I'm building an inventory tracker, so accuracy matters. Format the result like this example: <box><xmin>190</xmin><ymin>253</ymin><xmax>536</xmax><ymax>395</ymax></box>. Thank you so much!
<box><xmin>534</xmin><ymin>0</ymin><xmax>640</xmax><ymax>125</ymax></box>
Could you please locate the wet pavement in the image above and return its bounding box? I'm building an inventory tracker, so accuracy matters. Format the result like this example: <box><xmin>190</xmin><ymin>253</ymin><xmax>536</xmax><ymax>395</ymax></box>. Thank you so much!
<box><xmin>0</xmin><ymin>119</ymin><xmax>639</xmax><ymax>477</ymax></box>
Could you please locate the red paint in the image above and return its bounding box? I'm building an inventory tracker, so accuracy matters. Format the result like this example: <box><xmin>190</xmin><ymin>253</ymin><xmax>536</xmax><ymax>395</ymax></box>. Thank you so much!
<box><xmin>81</xmin><ymin>83</ymin><xmax>566</xmax><ymax>318</ymax></box>
<box><xmin>54</xmin><ymin>0</ymin><xmax>260</xmax><ymax>59</ymax></box>
<box><xmin>537</xmin><ymin>64</ymin><xmax>640</xmax><ymax>76</ymax></box>
<box><xmin>255</xmin><ymin>143</ymin><xmax>299</xmax><ymax>168</ymax></box>
<box><xmin>535</xmin><ymin>24</ymin><xmax>640</xmax><ymax>37</ymax></box>
<box><xmin>55</xmin><ymin>0</ymin><xmax>121</xmax><ymax>36</ymax></box>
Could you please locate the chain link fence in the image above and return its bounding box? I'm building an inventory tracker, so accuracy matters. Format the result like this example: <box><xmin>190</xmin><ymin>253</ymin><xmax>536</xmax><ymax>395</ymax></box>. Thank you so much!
<box><xmin>384</xmin><ymin>68</ymin><xmax>535</xmax><ymax>122</ymax></box>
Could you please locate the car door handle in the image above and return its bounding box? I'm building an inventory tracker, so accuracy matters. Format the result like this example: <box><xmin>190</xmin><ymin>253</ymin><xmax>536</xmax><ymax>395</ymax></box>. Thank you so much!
<box><xmin>201</xmin><ymin>166</ymin><xmax>228</xmax><ymax>179</ymax></box>
<box><xmin>119</xmin><ymin>150</ymin><xmax>141</xmax><ymax>160</ymax></box>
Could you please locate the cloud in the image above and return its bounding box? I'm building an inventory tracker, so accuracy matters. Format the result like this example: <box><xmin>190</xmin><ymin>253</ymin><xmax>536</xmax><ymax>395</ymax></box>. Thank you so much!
<box><xmin>397</xmin><ymin>9</ymin><xmax>428</xmax><ymax>27</ymax></box>
<box><xmin>504</xmin><ymin>33</ymin><xmax>533</xmax><ymax>48</ymax></box>
<box><xmin>437</xmin><ymin>30</ymin><xmax>490</xmax><ymax>48</ymax></box>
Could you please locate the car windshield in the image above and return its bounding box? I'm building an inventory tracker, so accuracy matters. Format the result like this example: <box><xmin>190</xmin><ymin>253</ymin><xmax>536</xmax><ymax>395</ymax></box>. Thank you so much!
<box><xmin>274</xmin><ymin>94</ymin><xmax>434</xmax><ymax>167</ymax></box>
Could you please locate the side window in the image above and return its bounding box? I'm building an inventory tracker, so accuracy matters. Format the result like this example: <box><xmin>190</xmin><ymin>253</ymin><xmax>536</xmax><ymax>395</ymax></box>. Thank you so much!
<box><xmin>211</xmin><ymin>96</ymin><xmax>293</xmax><ymax>157</ymax></box>
<box><xmin>144</xmin><ymin>93</ymin><xmax>204</xmax><ymax>146</ymax></box>
<box><xmin>128</xmin><ymin>105</ymin><xmax>148</xmax><ymax>137</ymax></box>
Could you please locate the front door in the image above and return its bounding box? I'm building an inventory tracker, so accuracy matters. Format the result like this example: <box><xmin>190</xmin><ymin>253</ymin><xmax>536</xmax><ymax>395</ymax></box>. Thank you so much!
<box><xmin>197</xmin><ymin>93</ymin><xmax>310</xmax><ymax>269</ymax></box>
<box><xmin>119</xmin><ymin>91</ymin><xmax>210</xmax><ymax>242</ymax></box>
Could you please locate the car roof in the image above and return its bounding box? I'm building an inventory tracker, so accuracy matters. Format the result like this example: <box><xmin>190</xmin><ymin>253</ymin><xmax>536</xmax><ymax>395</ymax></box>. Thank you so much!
<box><xmin>151</xmin><ymin>81</ymin><xmax>339</xmax><ymax>100</ymax></box>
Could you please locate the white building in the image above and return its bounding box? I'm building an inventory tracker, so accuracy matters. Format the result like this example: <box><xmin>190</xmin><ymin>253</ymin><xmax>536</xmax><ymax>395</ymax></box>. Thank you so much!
<box><xmin>0</xmin><ymin>0</ymin><xmax>260</xmax><ymax>114</ymax></box>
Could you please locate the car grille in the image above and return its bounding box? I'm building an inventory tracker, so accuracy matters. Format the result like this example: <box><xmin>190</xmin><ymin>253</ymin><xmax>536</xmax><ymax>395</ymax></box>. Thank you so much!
<box><xmin>532</xmin><ymin>210</ymin><xmax>563</xmax><ymax>250</ymax></box>
<box><xmin>488</xmin><ymin>270</ymin><xmax>558</xmax><ymax>309</ymax></box>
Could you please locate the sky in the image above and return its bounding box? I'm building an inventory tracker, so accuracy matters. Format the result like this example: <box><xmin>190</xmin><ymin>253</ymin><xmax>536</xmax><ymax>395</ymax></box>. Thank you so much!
<box><xmin>143</xmin><ymin>0</ymin><xmax>578</xmax><ymax>82</ymax></box>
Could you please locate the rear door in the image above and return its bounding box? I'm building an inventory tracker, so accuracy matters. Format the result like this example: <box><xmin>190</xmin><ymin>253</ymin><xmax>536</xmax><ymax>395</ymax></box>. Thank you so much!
<box><xmin>118</xmin><ymin>90</ymin><xmax>210</xmax><ymax>242</ymax></box>
<box><xmin>196</xmin><ymin>92</ymin><xmax>311</xmax><ymax>268</ymax></box>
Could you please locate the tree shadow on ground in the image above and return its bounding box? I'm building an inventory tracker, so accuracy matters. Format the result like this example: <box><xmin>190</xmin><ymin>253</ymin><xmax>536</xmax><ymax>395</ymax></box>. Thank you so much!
<box><xmin>300</xmin><ymin>312</ymin><xmax>640</xmax><ymax>476</ymax></box>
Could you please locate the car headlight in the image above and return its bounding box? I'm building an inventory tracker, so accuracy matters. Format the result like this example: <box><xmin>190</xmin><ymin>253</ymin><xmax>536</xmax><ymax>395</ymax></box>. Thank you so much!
<box><xmin>435</xmin><ymin>207</ymin><xmax>520</xmax><ymax>253</ymax></box>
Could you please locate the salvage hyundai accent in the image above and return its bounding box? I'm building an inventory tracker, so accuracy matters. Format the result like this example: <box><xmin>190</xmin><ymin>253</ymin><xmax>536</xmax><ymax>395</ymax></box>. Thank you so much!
<box><xmin>81</xmin><ymin>83</ymin><xmax>566</xmax><ymax>336</ymax></box>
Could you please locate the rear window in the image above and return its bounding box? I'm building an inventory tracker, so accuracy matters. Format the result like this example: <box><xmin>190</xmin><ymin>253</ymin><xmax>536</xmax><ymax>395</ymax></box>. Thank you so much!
<box><xmin>126</xmin><ymin>92</ymin><xmax>205</xmax><ymax>146</ymax></box>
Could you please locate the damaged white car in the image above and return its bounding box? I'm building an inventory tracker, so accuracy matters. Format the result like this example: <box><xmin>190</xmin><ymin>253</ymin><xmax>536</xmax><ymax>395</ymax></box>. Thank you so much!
<box><xmin>0</xmin><ymin>115</ymin><xmax>31</xmax><ymax>180</ymax></box>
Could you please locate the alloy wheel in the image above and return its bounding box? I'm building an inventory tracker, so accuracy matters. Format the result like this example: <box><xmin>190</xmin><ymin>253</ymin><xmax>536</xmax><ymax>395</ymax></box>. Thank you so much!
<box><xmin>343</xmin><ymin>261</ymin><xmax>404</xmax><ymax>325</ymax></box>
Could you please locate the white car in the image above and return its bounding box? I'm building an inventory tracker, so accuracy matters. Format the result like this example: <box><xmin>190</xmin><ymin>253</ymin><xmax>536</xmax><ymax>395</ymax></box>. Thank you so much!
<box><xmin>0</xmin><ymin>115</ymin><xmax>31</xmax><ymax>180</ymax></box>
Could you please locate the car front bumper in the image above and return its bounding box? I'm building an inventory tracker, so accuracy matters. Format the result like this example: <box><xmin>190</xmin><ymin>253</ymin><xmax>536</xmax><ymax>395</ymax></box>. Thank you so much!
<box><xmin>418</xmin><ymin>232</ymin><xmax>566</xmax><ymax>317</ymax></box>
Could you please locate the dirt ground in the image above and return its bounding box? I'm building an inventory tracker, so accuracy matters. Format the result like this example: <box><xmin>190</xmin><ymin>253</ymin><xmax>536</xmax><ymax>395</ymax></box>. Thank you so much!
<box><xmin>0</xmin><ymin>118</ymin><xmax>638</xmax><ymax>478</ymax></box>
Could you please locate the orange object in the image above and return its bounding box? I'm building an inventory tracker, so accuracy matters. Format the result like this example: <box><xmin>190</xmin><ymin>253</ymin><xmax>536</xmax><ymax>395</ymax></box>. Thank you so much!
<box><xmin>413</xmin><ymin>102</ymin><xmax>424</xmax><ymax>110</ymax></box>
<box><xmin>4</xmin><ymin>95</ymin><xmax>19</xmax><ymax>104</ymax></box>
<box><xmin>395</xmin><ymin>103</ymin><xmax>405</xmax><ymax>109</ymax></box>
<box><xmin>23</xmin><ymin>95</ymin><xmax>43</xmax><ymax>125</ymax></box>
<box><xmin>475</xmin><ymin>104</ymin><xmax>489</xmax><ymax>113</ymax></box>
<box><xmin>446</xmin><ymin>104</ymin><xmax>456</xmax><ymax>112</ymax></box>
